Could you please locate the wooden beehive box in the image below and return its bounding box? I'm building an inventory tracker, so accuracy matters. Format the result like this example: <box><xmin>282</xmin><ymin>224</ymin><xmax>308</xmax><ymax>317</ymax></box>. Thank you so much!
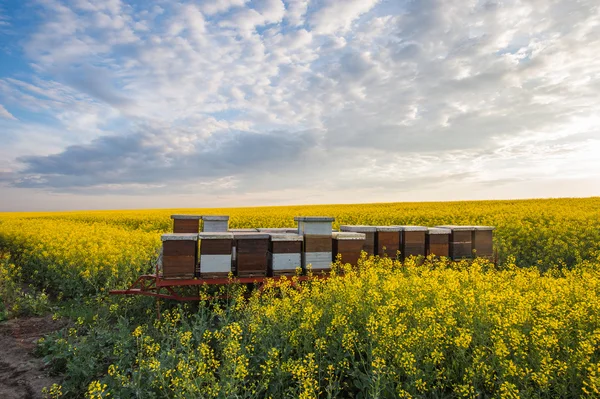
<box><xmin>229</xmin><ymin>228</ymin><xmax>258</xmax><ymax>233</ymax></box>
<box><xmin>234</xmin><ymin>232</ymin><xmax>270</xmax><ymax>277</ymax></box>
<box><xmin>399</xmin><ymin>226</ymin><xmax>428</xmax><ymax>260</ymax></box>
<box><xmin>339</xmin><ymin>225</ymin><xmax>376</xmax><ymax>255</ymax></box>
<box><xmin>198</xmin><ymin>232</ymin><xmax>233</xmax><ymax>278</ymax></box>
<box><xmin>472</xmin><ymin>226</ymin><xmax>495</xmax><ymax>259</ymax></box>
<box><xmin>171</xmin><ymin>215</ymin><xmax>201</xmax><ymax>233</ymax></box>
<box><xmin>161</xmin><ymin>233</ymin><xmax>198</xmax><ymax>279</ymax></box>
<box><xmin>375</xmin><ymin>226</ymin><xmax>402</xmax><ymax>259</ymax></box>
<box><xmin>295</xmin><ymin>216</ymin><xmax>334</xmax><ymax>274</ymax></box>
<box><xmin>436</xmin><ymin>226</ymin><xmax>475</xmax><ymax>260</ymax></box>
<box><xmin>426</xmin><ymin>228</ymin><xmax>451</xmax><ymax>257</ymax></box>
<box><xmin>332</xmin><ymin>232</ymin><xmax>366</xmax><ymax>265</ymax></box>
<box><xmin>268</xmin><ymin>233</ymin><xmax>303</xmax><ymax>276</ymax></box>
<box><xmin>201</xmin><ymin>215</ymin><xmax>229</xmax><ymax>232</ymax></box>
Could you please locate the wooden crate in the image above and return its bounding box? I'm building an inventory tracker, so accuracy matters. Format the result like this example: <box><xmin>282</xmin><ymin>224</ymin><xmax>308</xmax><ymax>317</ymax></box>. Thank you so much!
<box><xmin>269</xmin><ymin>233</ymin><xmax>303</xmax><ymax>276</ymax></box>
<box><xmin>171</xmin><ymin>215</ymin><xmax>201</xmax><ymax>233</ymax></box>
<box><xmin>375</xmin><ymin>226</ymin><xmax>402</xmax><ymax>259</ymax></box>
<box><xmin>295</xmin><ymin>217</ymin><xmax>334</xmax><ymax>274</ymax></box>
<box><xmin>426</xmin><ymin>228</ymin><xmax>451</xmax><ymax>257</ymax></box>
<box><xmin>340</xmin><ymin>225</ymin><xmax>376</xmax><ymax>255</ymax></box>
<box><xmin>198</xmin><ymin>232</ymin><xmax>233</xmax><ymax>278</ymax></box>
<box><xmin>234</xmin><ymin>233</ymin><xmax>270</xmax><ymax>277</ymax></box>
<box><xmin>161</xmin><ymin>233</ymin><xmax>198</xmax><ymax>279</ymax></box>
<box><xmin>472</xmin><ymin>227</ymin><xmax>495</xmax><ymax>259</ymax></box>
<box><xmin>399</xmin><ymin>226</ymin><xmax>428</xmax><ymax>260</ymax></box>
<box><xmin>332</xmin><ymin>232</ymin><xmax>365</xmax><ymax>265</ymax></box>
<box><xmin>436</xmin><ymin>226</ymin><xmax>475</xmax><ymax>260</ymax></box>
<box><xmin>201</xmin><ymin>215</ymin><xmax>229</xmax><ymax>233</ymax></box>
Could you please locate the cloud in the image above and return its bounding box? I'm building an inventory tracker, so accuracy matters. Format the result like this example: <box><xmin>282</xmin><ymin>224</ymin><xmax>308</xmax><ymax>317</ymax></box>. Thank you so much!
<box><xmin>1</xmin><ymin>0</ymin><xmax>600</xmax><ymax>207</ymax></box>
<box><xmin>0</xmin><ymin>104</ymin><xmax>16</xmax><ymax>120</ymax></box>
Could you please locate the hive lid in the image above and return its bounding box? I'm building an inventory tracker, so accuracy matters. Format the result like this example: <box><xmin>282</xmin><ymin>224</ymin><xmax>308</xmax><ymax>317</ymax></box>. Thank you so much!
<box><xmin>269</xmin><ymin>233</ymin><xmax>303</xmax><ymax>242</ymax></box>
<box><xmin>375</xmin><ymin>225</ymin><xmax>403</xmax><ymax>232</ymax></box>
<box><xmin>397</xmin><ymin>225</ymin><xmax>429</xmax><ymax>232</ymax></box>
<box><xmin>199</xmin><ymin>232</ymin><xmax>234</xmax><ymax>239</ymax></box>
<box><xmin>340</xmin><ymin>225</ymin><xmax>377</xmax><ymax>232</ymax></box>
<box><xmin>162</xmin><ymin>233</ymin><xmax>198</xmax><ymax>241</ymax></box>
<box><xmin>436</xmin><ymin>225</ymin><xmax>494</xmax><ymax>231</ymax></box>
<box><xmin>233</xmin><ymin>232</ymin><xmax>270</xmax><ymax>239</ymax></box>
<box><xmin>202</xmin><ymin>215</ymin><xmax>230</xmax><ymax>221</ymax></box>
<box><xmin>229</xmin><ymin>228</ymin><xmax>258</xmax><ymax>232</ymax></box>
<box><xmin>294</xmin><ymin>216</ymin><xmax>335</xmax><ymax>222</ymax></box>
<box><xmin>332</xmin><ymin>232</ymin><xmax>366</xmax><ymax>240</ymax></box>
<box><xmin>257</xmin><ymin>227</ymin><xmax>298</xmax><ymax>233</ymax></box>
<box><xmin>170</xmin><ymin>214</ymin><xmax>202</xmax><ymax>220</ymax></box>
<box><xmin>427</xmin><ymin>227</ymin><xmax>451</xmax><ymax>235</ymax></box>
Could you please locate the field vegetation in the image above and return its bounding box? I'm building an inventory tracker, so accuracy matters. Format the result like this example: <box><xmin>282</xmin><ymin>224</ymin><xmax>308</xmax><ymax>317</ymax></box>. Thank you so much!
<box><xmin>1</xmin><ymin>197</ymin><xmax>600</xmax><ymax>398</ymax></box>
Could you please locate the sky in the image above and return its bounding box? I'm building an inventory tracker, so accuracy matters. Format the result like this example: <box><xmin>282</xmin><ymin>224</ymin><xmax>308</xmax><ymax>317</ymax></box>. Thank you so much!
<box><xmin>0</xmin><ymin>0</ymin><xmax>599</xmax><ymax>211</ymax></box>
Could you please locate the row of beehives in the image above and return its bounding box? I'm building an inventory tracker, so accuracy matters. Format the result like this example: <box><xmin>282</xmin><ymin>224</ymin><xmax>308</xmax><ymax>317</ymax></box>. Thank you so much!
<box><xmin>159</xmin><ymin>215</ymin><xmax>495</xmax><ymax>279</ymax></box>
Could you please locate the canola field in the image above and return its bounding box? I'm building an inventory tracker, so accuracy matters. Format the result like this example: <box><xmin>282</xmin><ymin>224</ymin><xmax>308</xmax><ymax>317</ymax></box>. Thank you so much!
<box><xmin>1</xmin><ymin>197</ymin><xmax>600</xmax><ymax>398</ymax></box>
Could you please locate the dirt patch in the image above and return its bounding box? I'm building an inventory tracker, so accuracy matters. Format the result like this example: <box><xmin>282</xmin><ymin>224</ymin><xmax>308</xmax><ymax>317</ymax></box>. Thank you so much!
<box><xmin>0</xmin><ymin>316</ymin><xmax>65</xmax><ymax>399</ymax></box>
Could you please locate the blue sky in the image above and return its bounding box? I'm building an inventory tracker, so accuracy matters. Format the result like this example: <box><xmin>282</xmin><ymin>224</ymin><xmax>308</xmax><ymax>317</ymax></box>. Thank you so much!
<box><xmin>0</xmin><ymin>0</ymin><xmax>599</xmax><ymax>211</ymax></box>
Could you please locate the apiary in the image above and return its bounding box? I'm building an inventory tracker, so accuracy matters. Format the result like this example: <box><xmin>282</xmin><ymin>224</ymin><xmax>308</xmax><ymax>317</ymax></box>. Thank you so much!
<box><xmin>198</xmin><ymin>232</ymin><xmax>234</xmax><ymax>278</ymax></box>
<box><xmin>161</xmin><ymin>233</ymin><xmax>198</xmax><ymax>279</ymax></box>
<box><xmin>171</xmin><ymin>214</ymin><xmax>202</xmax><ymax>233</ymax></box>
<box><xmin>426</xmin><ymin>227</ymin><xmax>451</xmax><ymax>257</ymax></box>
<box><xmin>399</xmin><ymin>226</ymin><xmax>428</xmax><ymax>259</ymax></box>
<box><xmin>269</xmin><ymin>233</ymin><xmax>303</xmax><ymax>276</ymax></box>
<box><xmin>375</xmin><ymin>226</ymin><xmax>402</xmax><ymax>259</ymax></box>
<box><xmin>339</xmin><ymin>225</ymin><xmax>376</xmax><ymax>255</ymax></box>
<box><xmin>332</xmin><ymin>232</ymin><xmax>366</xmax><ymax>265</ymax></box>
<box><xmin>295</xmin><ymin>216</ymin><xmax>334</xmax><ymax>274</ymax></box>
<box><xmin>201</xmin><ymin>215</ymin><xmax>229</xmax><ymax>233</ymax></box>
<box><xmin>233</xmin><ymin>232</ymin><xmax>270</xmax><ymax>277</ymax></box>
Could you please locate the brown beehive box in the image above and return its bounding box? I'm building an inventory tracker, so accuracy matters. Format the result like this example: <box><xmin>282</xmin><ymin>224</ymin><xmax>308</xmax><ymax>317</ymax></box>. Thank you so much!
<box><xmin>332</xmin><ymin>232</ymin><xmax>365</xmax><ymax>265</ymax></box>
<box><xmin>399</xmin><ymin>226</ymin><xmax>428</xmax><ymax>260</ymax></box>
<box><xmin>161</xmin><ymin>233</ymin><xmax>198</xmax><ymax>279</ymax></box>
<box><xmin>269</xmin><ymin>233</ymin><xmax>303</xmax><ymax>276</ymax></box>
<box><xmin>435</xmin><ymin>226</ymin><xmax>475</xmax><ymax>260</ymax></box>
<box><xmin>198</xmin><ymin>232</ymin><xmax>233</xmax><ymax>278</ymax></box>
<box><xmin>472</xmin><ymin>226</ymin><xmax>495</xmax><ymax>259</ymax></box>
<box><xmin>375</xmin><ymin>226</ymin><xmax>402</xmax><ymax>259</ymax></box>
<box><xmin>339</xmin><ymin>225</ymin><xmax>376</xmax><ymax>255</ymax></box>
<box><xmin>234</xmin><ymin>232</ymin><xmax>270</xmax><ymax>277</ymax></box>
<box><xmin>426</xmin><ymin>228</ymin><xmax>451</xmax><ymax>257</ymax></box>
<box><xmin>171</xmin><ymin>215</ymin><xmax>201</xmax><ymax>233</ymax></box>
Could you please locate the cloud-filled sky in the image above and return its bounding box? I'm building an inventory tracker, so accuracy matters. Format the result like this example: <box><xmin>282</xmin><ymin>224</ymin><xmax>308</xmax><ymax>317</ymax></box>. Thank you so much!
<box><xmin>0</xmin><ymin>0</ymin><xmax>599</xmax><ymax>211</ymax></box>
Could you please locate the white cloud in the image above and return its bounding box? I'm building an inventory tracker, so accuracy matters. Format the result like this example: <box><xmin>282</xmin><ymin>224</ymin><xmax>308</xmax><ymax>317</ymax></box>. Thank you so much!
<box><xmin>0</xmin><ymin>104</ymin><xmax>16</xmax><ymax>120</ymax></box>
<box><xmin>1</xmin><ymin>0</ymin><xmax>600</xmax><ymax>210</ymax></box>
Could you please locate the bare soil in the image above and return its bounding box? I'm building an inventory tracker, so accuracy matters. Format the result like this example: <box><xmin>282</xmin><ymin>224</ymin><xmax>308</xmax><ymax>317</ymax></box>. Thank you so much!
<box><xmin>0</xmin><ymin>316</ymin><xmax>64</xmax><ymax>399</ymax></box>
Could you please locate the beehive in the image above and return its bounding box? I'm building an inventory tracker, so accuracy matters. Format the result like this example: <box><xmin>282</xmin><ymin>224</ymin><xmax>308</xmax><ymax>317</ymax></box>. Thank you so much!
<box><xmin>229</xmin><ymin>228</ymin><xmax>258</xmax><ymax>233</ymax></box>
<box><xmin>435</xmin><ymin>225</ymin><xmax>475</xmax><ymax>260</ymax></box>
<box><xmin>198</xmin><ymin>232</ymin><xmax>233</xmax><ymax>278</ymax></box>
<box><xmin>375</xmin><ymin>226</ymin><xmax>402</xmax><ymax>259</ymax></box>
<box><xmin>332</xmin><ymin>232</ymin><xmax>366</xmax><ymax>265</ymax></box>
<box><xmin>170</xmin><ymin>215</ymin><xmax>201</xmax><ymax>233</ymax></box>
<box><xmin>295</xmin><ymin>216</ymin><xmax>334</xmax><ymax>274</ymax></box>
<box><xmin>472</xmin><ymin>226</ymin><xmax>495</xmax><ymax>259</ymax></box>
<box><xmin>234</xmin><ymin>232</ymin><xmax>270</xmax><ymax>277</ymax></box>
<box><xmin>399</xmin><ymin>226</ymin><xmax>428</xmax><ymax>259</ymax></box>
<box><xmin>339</xmin><ymin>225</ymin><xmax>376</xmax><ymax>255</ymax></box>
<box><xmin>161</xmin><ymin>233</ymin><xmax>198</xmax><ymax>279</ymax></box>
<box><xmin>269</xmin><ymin>233</ymin><xmax>303</xmax><ymax>276</ymax></box>
<box><xmin>201</xmin><ymin>215</ymin><xmax>229</xmax><ymax>232</ymax></box>
<box><xmin>426</xmin><ymin>228</ymin><xmax>451</xmax><ymax>257</ymax></box>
